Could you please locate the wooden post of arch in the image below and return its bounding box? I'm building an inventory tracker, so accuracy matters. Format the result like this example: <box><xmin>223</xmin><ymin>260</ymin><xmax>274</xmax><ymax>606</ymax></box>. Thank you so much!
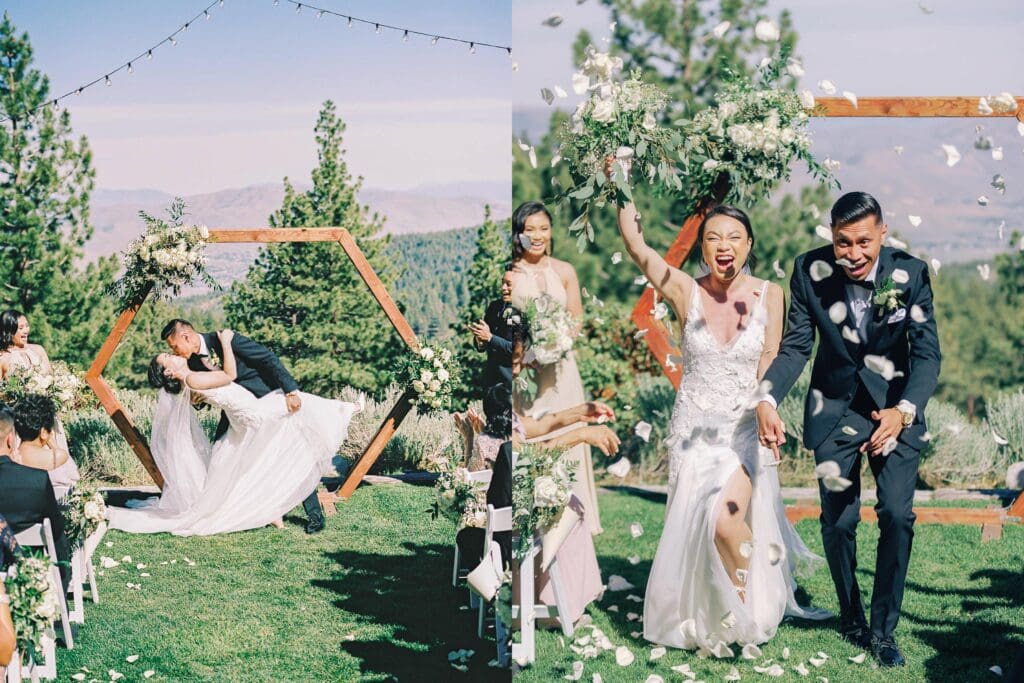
<box><xmin>85</xmin><ymin>227</ymin><xmax>419</xmax><ymax>509</ymax></box>
<box><xmin>631</xmin><ymin>96</ymin><xmax>1024</xmax><ymax>537</ymax></box>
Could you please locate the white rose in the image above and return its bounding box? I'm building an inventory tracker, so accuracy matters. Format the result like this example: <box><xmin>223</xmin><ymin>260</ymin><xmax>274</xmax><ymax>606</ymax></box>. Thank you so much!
<box><xmin>199</xmin><ymin>224</ymin><xmax>210</xmax><ymax>239</ymax></box>
<box><xmin>441</xmin><ymin>349</ymin><xmax>452</xmax><ymax>362</ymax></box>
<box><xmin>420</xmin><ymin>347</ymin><xmax>435</xmax><ymax>361</ymax></box>
<box><xmin>84</xmin><ymin>501</ymin><xmax>101</xmax><ymax>520</ymax></box>
<box><xmin>420</xmin><ymin>370</ymin><xmax>434</xmax><ymax>383</ymax></box>
<box><xmin>429</xmin><ymin>380</ymin><xmax>441</xmax><ymax>391</ymax></box>
<box><xmin>590</xmin><ymin>98</ymin><xmax>617</xmax><ymax>123</ymax></box>
<box><xmin>412</xmin><ymin>380</ymin><xmax>425</xmax><ymax>393</ymax></box>
<box><xmin>437</xmin><ymin>368</ymin><xmax>449</xmax><ymax>382</ymax></box>
<box><xmin>533</xmin><ymin>476</ymin><xmax>567</xmax><ymax>508</ymax></box>
<box><xmin>433</xmin><ymin>359</ymin><xmax>443</xmax><ymax>369</ymax></box>
<box><xmin>798</xmin><ymin>90</ymin><xmax>816</xmax><ymax>110</ymax></box>
<box><xmin>702</xmin><ymin>159</ymin><xmax>720</xmax><ymax>172</ymax></box>
<box><xmin>642</xmin><ymin>111</ymin><xmax>657</xmax><ymax>131</ymax></box>
<box><xmin>571</xmin><ymin>71</ymin><xmax>590</xmax><ymax>95</ymax></box>
<box><xmin>144</xmin><ymin>235</ymin><xmax>158</xmax><ymax>247</ymax></box>
<box><xmin>35</xmin><ymin>598</ymin><xmax>57</xmax><ymax>621</ymax></box>
<box><xmin>718</xmin><ymin>101</ymin><xmax>739</xmax><ymax>119</ymax></box>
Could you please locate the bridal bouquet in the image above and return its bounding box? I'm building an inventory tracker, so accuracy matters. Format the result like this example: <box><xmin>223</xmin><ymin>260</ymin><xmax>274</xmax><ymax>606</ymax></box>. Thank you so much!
<box><xmin>4</xmin><ymin>552</ymin><xmax>61</xmax><ymax>665</ymax></box>
<box><xmin>523</xmin><ymin>294</ymin><xmax>578</xmax><ymax>366</ymax></box>
<box><xmin>511</xmin><ymin>444</ymin><xmax>575</xmax><ymax>559</ymax></box>
<box><xmin>0</xmin><ymin>360</ymin><xmax>91</xmax><ymax>412</ymax></box>
<box><xmin>401</xmin><ymin>344</ymin><xmax>460</xmax><ymax>413</ymax></box>
<box><xmin>61</xmin><ymin>482</ymin><xmax>107</xmax><ymax>550</ymax></box>
<box><xmin>108</xmin><ymin>197</ymin><xmax>219</xmax><ymax>310</ymax></box>
<box><xmin>431</xmin><ymin>463</ymin><xmax>488</xmax><ymax>529</ymax></box>
<box><xmin>556</xmin><ymin>50</ymin><xmax>836</xmax><ymax>242</ymax></box>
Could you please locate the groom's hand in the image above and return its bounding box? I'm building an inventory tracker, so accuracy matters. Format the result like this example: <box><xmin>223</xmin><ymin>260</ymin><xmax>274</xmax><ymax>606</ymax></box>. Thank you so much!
<box><xmin>285</xmin><ymin>391</ymin><xmax>302</xmax><ymax>413</ymax></box>
<box><xmin>756</xmin><ymin>402</ymin><xmax>786</xmax><ymax>461</ymax></box>
<box><xmin>863</xmin><ymin>409</ymin><xmax>902</xmax><ymax>456</ymax></box>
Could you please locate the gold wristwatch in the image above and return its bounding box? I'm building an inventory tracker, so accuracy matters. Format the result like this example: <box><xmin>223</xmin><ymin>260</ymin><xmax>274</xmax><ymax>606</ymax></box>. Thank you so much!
<box><xmin>897</xmin><ymin>405</ymin><xmax>914</xmax><ymax>427</ymax></box>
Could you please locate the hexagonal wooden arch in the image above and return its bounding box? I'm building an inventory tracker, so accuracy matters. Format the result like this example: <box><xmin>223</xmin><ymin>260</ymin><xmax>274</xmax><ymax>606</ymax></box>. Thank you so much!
<box><xmin>631</xmin><ymin>96</ymin><xmax>1024</xmax><ymax>535</ymax></box>
<box><xmin>86</xmin><ymin>227</ymin><xmax>417</xmax><ymax>506</ymax></box>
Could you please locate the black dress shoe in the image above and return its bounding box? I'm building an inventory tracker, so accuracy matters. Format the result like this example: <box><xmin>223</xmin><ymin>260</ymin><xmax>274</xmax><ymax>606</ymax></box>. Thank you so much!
<box><xmin>871</xmin><ymin>636</ymin><xmax>906</xmax><ymax>668</ymax></box>
<box><xmin>840</xmin><ymin>624</ymin><xmax>872</xmax><ymax>649</ymax></box>
<box><xmin>304</xmin><ymin>513</ymin><xmax>326</xmax><ymax>534</ymax></box>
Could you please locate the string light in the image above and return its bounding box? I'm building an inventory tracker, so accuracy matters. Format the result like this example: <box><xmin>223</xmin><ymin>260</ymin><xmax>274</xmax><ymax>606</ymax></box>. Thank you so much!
<box><xmin>296</xmin><ymin>3</ymin><xmax>302</xmax><ymax>13</ymax></box>
<box><xmin>280</xmin><ymin>0</ymin><xmax>510</xmax><ymax>54</ymax></box>
<box><xmin>317</xmin><ymin>10</ymin><xmax>325</xmax><ymax>19</ymax></box>
<box><xmin>0</xmin><ymin>0</ymin><xmax>224</xmax><ymax>125</ymax></box>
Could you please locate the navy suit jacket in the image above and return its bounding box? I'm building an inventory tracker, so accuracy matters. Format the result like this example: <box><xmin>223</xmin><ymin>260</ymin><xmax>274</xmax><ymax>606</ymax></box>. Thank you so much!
<box><xmin>763</xmin><ymin>246</ymin><xmax>941</xmax><ymax>451</ymax></box>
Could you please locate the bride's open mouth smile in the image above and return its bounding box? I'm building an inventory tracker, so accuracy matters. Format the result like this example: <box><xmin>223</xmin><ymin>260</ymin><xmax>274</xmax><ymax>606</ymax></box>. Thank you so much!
<box><xmin>714</xmin><ymin>254</ymin><xmax>735</xmax><ymax>270</ymax></box>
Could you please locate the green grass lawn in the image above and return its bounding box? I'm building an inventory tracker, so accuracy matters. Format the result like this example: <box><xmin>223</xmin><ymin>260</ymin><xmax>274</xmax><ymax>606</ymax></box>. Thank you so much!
<box><xmin>516</xmin><ymin>489</ymin><xmax>1024</xmax><ymax>683</ymax></box>
<box><xmin>58</xmin><ymin>485</ymin><xmax>507</xmax><ymax>682</ymax></box>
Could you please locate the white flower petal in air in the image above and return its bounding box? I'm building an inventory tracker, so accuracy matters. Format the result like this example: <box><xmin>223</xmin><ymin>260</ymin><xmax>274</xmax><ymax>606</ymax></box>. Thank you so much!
<box><xmin>978</xmin><ymin>263</ymin><xmax>991</xmax><ymax>280</ymax></box>
<box><xmin>841</xmin><ymin>326</ymin><xmax>860</xmax><ymax>344</ymax></box>
<box><xmin>551</xmin><ymin>151</ymin><xmax>562</xmax><ymax>167</ymax></box>
<box><xmin>615</xmin><ymin>646</ymin><xmax>635</xmax><ymax>666</ymax></box>
<box><xmin>711</xmin><ymin>21</ymin><xmax>731</xmax><ymax>39</ymax></box>
<box><xmin>634</xmin><ymin>421</ymin><xmax>653</xmax><ymax>442</ymax></box>
<box><xmin>842</xmin><ymin>425</ymin><xmax>858</xmax><ymax>436</ymax></box>
<box><xmin>540</xmin><ymin>88</ymin><xmax>555</xmax><ymax>105</ymax></box>
<box><xmin>891</xmin><ymin>268</ymin><xmax>910</xmax><ymax>284</ymax></box>
<box><xmin>754</xmin><ymin>19</ymin><xmax>780</xmax><ymax>42</ymax></box>
<box><xmin>630</xmin><ymin>522</ymin><xmax>644</xmax><ymax>538</ymax></box>
<box><xmin>910</xmin><ymin>305</ymin><xmax>926</xmax><ymax>323</ymax></box>
<box><xmin>812</xmin><ymin>389</ymin><xmax>824</xmax><ymax>416</ymax></box>
<box><xmin>991</xmin><ymin>92</ymin><xmax>1018</xmax><ymax>113</ymax></box>
<box><xmin>542</xmin><ymin>14</ymin><xmax>564</xmax><ymax>27</ymax></box>
<box><xmin>930</xmin><ymin>258</ymin><xmax>942</xmax><ymax>274</ymax></box>
<box><xmin>894</xmin><ymin>145</ymin><xmax>905</xmax><ymax>155</ymax></box>
<box><xmin>849</xmin><ymin>652</ymin><xmax>867</xmax><ymax>664</ymax></box>
<box><xmin>815</xmin><ymin>224</ymin><xmax>833</xmax><ymax>241</ymax></box>
<box><xmin>835</xmin><ymin>257</ymin><xmax>855</xmax><ymax>268</ymax></box>
<box><xmin>908</xmin><ymin>215</ymin><xmax>922</xmax><ymax>227</ymax></box>
<box><xmin>824</xmin><ymin>475</ymin><xmax>853</xmax><ymax>492</ymax></box>
<box><xmin>992</xmin><ymin>147</ymin><xmax>1004</xmax><ymax>161</ymax></box>
<box><xmin>881</xmin><ymin>437</ymin><xmax>898</xmax><ymax>455</ymax></box>
<box><xmin>978</xmin><ymin>195</ymin><xmax>989</xmax><ymax>206</ymax></box>
<box><xmin>554</xmin><ymin>85</ymin><xmax>567</xmax><ymax>98</ymax></box>
<box><xmin>607</xmin><ymin>574</ymin><xmax>635</xmax><ymax>592</ymax></box>
<box><xmin>742</xmin><ymin>643</ymin><xmax>763</xmax><ymax>660</ymax></box>
<box><xmin>941</xmin><ymin>144</ymin><xmax>961</xmax><ymax>167</ymax></box>
<box><xmin>815</xmin><ymin>460</ymin><xmax>841</xmax><ymax>479</ymax></box>
<box><xmin>650</xmin><ymin>647</ymin><xmax>667</xmax><ymax>661</ymax></box>
<box><xmin>607</xmin><ymin>457</ymin><xmax>631</xmax><ymax>478</ymax></box>
<box><xmin>842</xmin><ymin>91</ymin><xmax>858</xmax><ymax>108</ymax></box>
<box><xmin>611</xmin><ymin>251</ymin><xmax>623</xmax><ymax>265</ymax></box>
<box><xmin>798</xmin><ymin>90</ymin><xmax>816</xmax><ymax>109</ymax></box>
<box><xmin>653</xmin><ymin>302</ymin><xmax>669</xmax><ymax>320</ymax></box>
<box><xmin>634</xmin><ymin>275</ymin><xmax>649</xmax><ymax>286</ymax></box>
<box><xmin>991</xmin><ymin>665</ymin><xmax>1004</xmax><ymax>676</ymax></box>
<box><xmin>786</xmin><ymin>58</ymin><xmax>805</xmax><ymax>77</ymax></box>
<box><xmin>772</xmin><ymin>259</ymin><xmax>786</xmax><ymax>279</ymax></box>
<box><xmin>887</xmin><ymin>236</ymin><xmax>908</xmax><ymax>249</ymax></box>
<box><xmin>810</xmin><ymin>260</ymin><xmax>833</xmax><ymax>281</ymax></box>
<box><xmin>818</xmin><ymin>79</ymin><xmax>837</xmax><ymax>95</ymax></box>
<box><xmin>993</xmin><ymin>429</ymin><xmax>1009</xmax><ymax>446</ymax></box>
<box><xmin>978</xmin><ymin>97</ymin><xmax>994</xmax><ymax>115</ymax></box>
<box><xmin>865</xmin><ymin>354</ymin><xmax>897</xmax><ymax>381</ymax></box>
<box><xmin>572</xmin><ymin>72</ymin><xmax>590</xmax><ymax>95</ymax></box>
<box><xmin>828</xmin><ymin>301</ymin><xmax>847</xmax><ymax>324</ymax></box>
<box><xmin>528</xmin><ymin>147</ymin><xmax>537</xmax><ymax>169</ymax></box>
<box><xmin>757</xmin><ymin>56</ymin><xmax>772</xmax><ymax>70</ymax></box>
<box><xmin>767</xmin><ymin>543</ymin><xmax>786</xmax><ymax>565</ymax></box>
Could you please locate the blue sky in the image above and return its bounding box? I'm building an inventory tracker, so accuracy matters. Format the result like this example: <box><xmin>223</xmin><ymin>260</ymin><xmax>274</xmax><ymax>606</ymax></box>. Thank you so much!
<box><xmin>3</xmin><ymin>0</ymin><xmax>511</xmax><ymax>194</ymax></box>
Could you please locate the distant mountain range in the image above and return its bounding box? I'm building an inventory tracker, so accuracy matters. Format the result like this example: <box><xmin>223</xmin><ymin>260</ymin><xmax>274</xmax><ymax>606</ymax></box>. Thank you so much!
<box><xmin>87</xmin><ymin>182</ymin><xmax>510</xmax><ymax>284</ymax></box>
<box><xmin>515</xmin><ymin>108</ymin><xmax>1023</xmax><ymax>263</ymax></box>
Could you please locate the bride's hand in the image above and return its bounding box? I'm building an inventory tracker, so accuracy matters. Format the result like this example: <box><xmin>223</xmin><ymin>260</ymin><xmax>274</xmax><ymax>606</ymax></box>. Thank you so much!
<box><xmin>603</xmin><ymin>154</ymin><xmax>632</xmax><ymax>183</ymax></box>
<box><xmin>217</xmin><ymin>329</ymin><xmax>234</xmax><ymax>346</ymax></box>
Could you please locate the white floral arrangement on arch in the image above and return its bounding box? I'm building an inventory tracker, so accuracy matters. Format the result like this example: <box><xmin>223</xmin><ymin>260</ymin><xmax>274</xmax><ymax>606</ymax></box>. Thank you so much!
<box><xmin>0</xmin><ymin>360</ymin><xmax>91</xmax><ymax>413</ymax></box>
<box><xmin>555</xmin><ymin>49</ymin><xmax>837</xmax><ymax>244</ymax></box>
<box><xmin>523</xmin><ymin>294</ymin><xmax>578</xmax><ymax>366</ymax></box>
<box><xmin>108</xmin><ymin>197</ymin><xmax>219</xmax><ymax>310</ymax></box>
<box><xmin>431</xmin><ymin>460</ymin><xmax>488</xmax><ymax>530</ymax></box>
<box><xmin>4</xmin><ymin>553</ymin><xmax>61</xmax><ymax>666</ymax></box>
<box><xmin>61</xmin><ymin>481</ymin><xmax>107</xmax><ymax>550</ymax></box>
<box><xmin>402</xmin><ymin>344</ymin><xmax>460</xmax><ymax>413</ymax></box>
<box><xmin>511</xmin><ymin>444</ymin><xmax>575</xmax><ymax>559</ymax></box>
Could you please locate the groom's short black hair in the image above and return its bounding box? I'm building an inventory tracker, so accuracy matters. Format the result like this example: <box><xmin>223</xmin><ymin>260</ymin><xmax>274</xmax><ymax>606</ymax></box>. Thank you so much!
<box><xmin>161</xmin><ymin>319</ymin><xmax>194</xmax><ymax>341</ymax></box>
<box><xmin>831</xmin><ymin>191</ymin><xmax>883</xmax><ymax>229</ymax></box>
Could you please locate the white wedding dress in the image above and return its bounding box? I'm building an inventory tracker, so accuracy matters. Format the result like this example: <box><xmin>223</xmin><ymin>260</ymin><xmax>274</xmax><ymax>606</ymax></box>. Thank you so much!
<box><xmin>108</xmin><ymin>383</ymin><xmax>358</xmax><ymax>536</ymax></box>
<box><xmin>644</xmin><ymin>281</ymin><xmax>829</xmax><ymax>652</ymax></box>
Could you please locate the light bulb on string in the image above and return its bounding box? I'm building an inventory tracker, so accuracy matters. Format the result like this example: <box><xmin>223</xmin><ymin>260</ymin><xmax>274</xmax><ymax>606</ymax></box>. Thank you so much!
<box><xmin>105</xmin><ymin>75</ymin><xmax>112</xmax><ymax>87</ymax></box>
<box><xmin>375</xmin><ymin>24</ymin><xmax>381</xmax><ymax>34</ymax></box>
<box><xmin>205</xmin><ymin>10</ymin><xmax>211</xmax><ymax>20</ymax></box>
<box><xmin>183</xmin><ymin>22</ymin><xmax>189</xmax><ymax>32</ymax></box>
<box><xmin>506</xmin><ymin>47</ymin><xmax>512</xmax><ymax>58</ymax></box>
<box><xmin>170</xmin><ymin>36</ymin><xmax>177</xmax><ymax>47</ymax></box>
<box><xmin>147</xmin><ymin>49</ymin><xmax>153</xmax><ymax>59</ymax></box>
<box><xmin>127</xmin><ymin>62</ymin><xmax>133</xmax><ymax>74</ymax></box>
<box><xmin>469</xmin><ymin>42</ymin><xmax>476</xmax><ymax>54</ymax></box>
<box><xmin>317</xmin><ymin>10</ymin><xmax>324</xmax><ymax>19</ymax></box>
<box><xmin>295</xmin><ymin>3</ymin><xmax>302</xmax><ymax>13</ymax></box>
<box><xmin>273</xmin><ymin>0</ymin><xmax>279</xmax><ymax>5</ymax></box>
<box><xmin>76</xmin><ymin>87</ymin><xmax>83</xmax><ymax>95</ymax></box>
<box><xmin>403</xmin><ymin>30</ymin><xmax>408</xmax><ymax>42</ymax></box>
<box><xmin>431</xmin><ymin>36</ymin><xmax>439</xmax><ymax>46</ymax></box>
<box><xmin>219</xmin><ymin>0</ymin><xmax>224</xmax><ymax>6</ymax></box>
<box><xmin>51</xmin><ymin>100</ymin><xmax>59</xmax><ymax>111</ymax></box>
<box><xmin>347</xmin><ymin>16</ymin><xmax>353</xmax><ymax>28</ymax></box>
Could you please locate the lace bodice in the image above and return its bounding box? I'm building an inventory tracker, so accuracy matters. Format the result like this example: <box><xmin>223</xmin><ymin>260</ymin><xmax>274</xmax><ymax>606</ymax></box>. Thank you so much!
<box><xmin>195</xmin><ymin>382</ymin><xmax>263</xmax><ymax>430</ymax></box>
<box><xmin>668</xmin><ymin>281</ymin><xmax>769</xmax><ymax>485</ymax></box>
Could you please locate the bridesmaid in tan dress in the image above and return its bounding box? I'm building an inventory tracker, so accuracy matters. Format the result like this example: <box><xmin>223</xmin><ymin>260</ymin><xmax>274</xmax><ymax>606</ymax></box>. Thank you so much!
<box><xmin>509</xmin><ymin>202</ymin><xmax>602</xmax><ymax>535</ymax></box>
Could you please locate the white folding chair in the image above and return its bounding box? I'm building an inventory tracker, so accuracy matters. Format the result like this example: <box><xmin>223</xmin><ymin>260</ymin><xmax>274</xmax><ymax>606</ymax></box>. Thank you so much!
<box><xmin>15</xmin><ymin>519</ymin><xmax>74</xmax><ymax>662</ymax></box>
<box><xmin>450</xmin><ymin>469</ymin><xmax>493</xmax><ymax>588</ymax></box>
<box><xmin>510</xmin><ymin>516</ymin><xmax>579</xmax><ymax>666</ymax></box>
<box><xmin>81</xmin><ymin>522</ymin><xmax>106</xmax><ymax>605</ymax></box>
<box><xmin>476</xmin><ymin>504</ymin><xmax>511</xmax><ymax>637</ymax></box>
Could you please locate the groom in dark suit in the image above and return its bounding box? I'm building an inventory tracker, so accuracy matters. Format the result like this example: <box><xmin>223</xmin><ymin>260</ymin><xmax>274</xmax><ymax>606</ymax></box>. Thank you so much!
<box><xmin>756</xmin><ymin>192</ymin><xmax>941</xmax><ymax>667</ymax></box>
<box><xmin>161</xmin><ymin>319</ymin><xmax>327</xmax><ymax>534</ymax></box>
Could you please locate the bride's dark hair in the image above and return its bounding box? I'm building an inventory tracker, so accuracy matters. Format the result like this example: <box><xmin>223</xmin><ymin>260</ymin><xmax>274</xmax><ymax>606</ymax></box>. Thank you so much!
<box><xmin>0</xmin><ymin>310</ymin><xmax>24</xmax><ymax>350</ymax></box>
<box><xmin>693</xmin><ymin>204</ymin><xmax>758</xmax><ymax>274</ymax></box>
<box><xmin>148</xmin><ymin>355</ymin><xmax>183</xmax><ymax>394</ymax></box>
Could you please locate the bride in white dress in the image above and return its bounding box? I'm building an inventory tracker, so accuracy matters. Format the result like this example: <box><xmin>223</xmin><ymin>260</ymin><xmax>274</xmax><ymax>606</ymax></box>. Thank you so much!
<box><xmin>613</xmin><ymin>187</ymin><xmax>829</xmax><ymax>652</ymax></box>
<box><xmin>108</xmin><ymin>330</ymin><xmax>361</xmax><ymax>536</ymax></box>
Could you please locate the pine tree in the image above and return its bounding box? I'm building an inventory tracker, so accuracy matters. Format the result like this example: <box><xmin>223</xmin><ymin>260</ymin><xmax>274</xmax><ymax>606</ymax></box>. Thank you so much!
<box><xmin>455</xmin><ymin>207</ymin><xmax>511</xmax><ymax>403</ymax></box>
<box><xmin>224</xmin><ymin>101</ymin><xmax>405</xmax><ymax>396</ymax></box>
<box><xmin>0</xmin><ymin>13</ymin><xmax>119</xmax><ymax>366</ymax></box>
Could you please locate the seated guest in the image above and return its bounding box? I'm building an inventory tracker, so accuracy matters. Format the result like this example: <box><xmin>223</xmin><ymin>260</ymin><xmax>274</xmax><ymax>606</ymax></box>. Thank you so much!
<box><xmin>469</xmin><ymin>269</ymin><xmax>517</xmax><ymax>390</ymax></box>
<box><xmin>0</xmin><ymin>405</ymin><xmax>71</xmax><ymax>591</ymax></box>
<box><xmin>464</xmin><ymin>383</ymin><xmax>512</xmax><ymax>472</ymax></box>
<box><xmin>12</xmin><ymin>394</ymin><xmax>80</xmax><ymax>497</ymax></box>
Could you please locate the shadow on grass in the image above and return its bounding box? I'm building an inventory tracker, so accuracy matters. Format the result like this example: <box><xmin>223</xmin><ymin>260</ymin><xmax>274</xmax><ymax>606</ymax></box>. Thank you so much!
<box><xmin>316</xmin><ymin>541</ymin><xmax>509</xmax><ymax>682</ymax></box>
<box><xmin>600</xmin><ymin>485</ymin><xmax>668</xmax><ymax>505</ymax></box>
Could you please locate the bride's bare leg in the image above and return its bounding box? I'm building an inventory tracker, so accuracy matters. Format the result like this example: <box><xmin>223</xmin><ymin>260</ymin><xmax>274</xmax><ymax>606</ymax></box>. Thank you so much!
<box><xmin>271</xmin><ymin>518</ymin><xmax>285</xmax><ymax>529</ymax></box>
<box><xmin>714</xmin><ymin>466</ymin><xmax>754</xmax><ymax>602</ymax></box>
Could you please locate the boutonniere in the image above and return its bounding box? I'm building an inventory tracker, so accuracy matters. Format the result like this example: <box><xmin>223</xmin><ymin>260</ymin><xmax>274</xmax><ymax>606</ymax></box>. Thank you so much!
<box><xmin>502</xmin><ymin>306</ymin><xmax>521</xmax><ymax>326</ymax></box>
<box><xmin>872</xmin><ymin>277</ymin><xmax>904</xmax><ymax>316</ymax></box>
